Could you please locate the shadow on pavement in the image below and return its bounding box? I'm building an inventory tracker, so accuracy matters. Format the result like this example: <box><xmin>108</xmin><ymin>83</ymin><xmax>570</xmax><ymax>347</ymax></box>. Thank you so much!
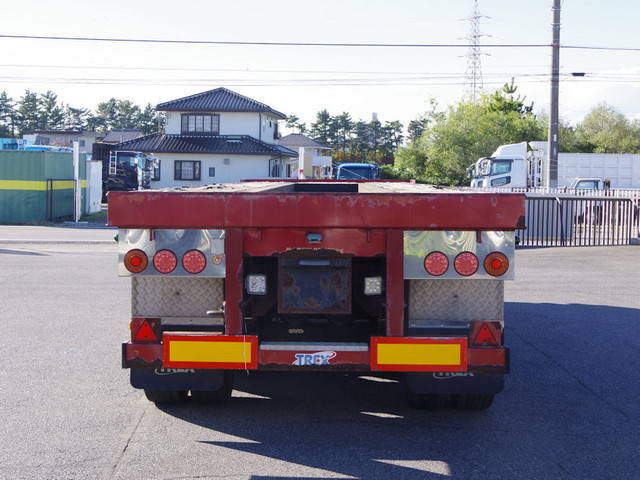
<box><xmin>0</xmin><ymin>248</ymin><xmax>48</xmax><ymax>256</ymax></box>
<box><xmin>156</xmin><ymin>302</ymin><xmax>640</xmax><ymax>479</ymax></box>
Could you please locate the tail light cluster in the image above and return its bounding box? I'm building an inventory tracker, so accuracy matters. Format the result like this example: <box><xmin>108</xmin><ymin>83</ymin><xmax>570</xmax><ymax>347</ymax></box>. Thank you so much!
<box><xmin>423</xmin><ymin>251</ymin><xmax>509</xmax><ymax>277</ymax></box>
<box><xmin>124</xmin><ymin>249</ymin><xmax>207</xmax><ymax>274</ymax></box>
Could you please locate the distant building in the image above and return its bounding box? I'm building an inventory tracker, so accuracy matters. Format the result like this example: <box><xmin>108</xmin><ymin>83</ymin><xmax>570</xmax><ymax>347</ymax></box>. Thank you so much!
<box><xmin>278</xmin><ymin>133</ymin><xmax>332</xmax><ymax>178</ymax></box>
<box><xmin>111</xmin><ymin>88</ymin><xmax>297</xmax><ymax>187</ymax></box>
<box><xmin>101</xmin><ymin>129</ymin><xmax>144</xmax><ymax>144</ymax></box>
<box><xmin>24</xmin><ymin>130</ymin><xmax>98</xmax><ymax>154</ymax></box>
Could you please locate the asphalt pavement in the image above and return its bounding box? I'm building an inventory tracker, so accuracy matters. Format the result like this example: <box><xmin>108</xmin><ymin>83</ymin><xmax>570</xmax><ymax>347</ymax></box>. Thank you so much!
<box><xmin>0</xmin><ymin>225</ymin><xmax>116</xmax><ymax>244</ymax></box>
<box><xmin>0</xmin><ymin>238</ymin><xmax>638</xmax><ymax>480</ymax></box>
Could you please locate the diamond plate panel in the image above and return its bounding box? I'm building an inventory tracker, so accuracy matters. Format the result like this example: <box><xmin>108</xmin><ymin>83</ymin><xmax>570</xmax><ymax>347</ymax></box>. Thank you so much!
<box><xmin>132</xmin><ymin>277</ymin><xmax>224</xmax><ymax>317</ymax></box>
<box><xmin>408</xmin><ymin>279</ymin><xmax>503</xmax><ymax>325</ymax></box>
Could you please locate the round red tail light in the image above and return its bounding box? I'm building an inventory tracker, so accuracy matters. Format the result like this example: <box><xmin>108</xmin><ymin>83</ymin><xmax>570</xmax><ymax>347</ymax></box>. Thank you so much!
<box><xmin>182</xmin><ymin>250</ymin><xmax>206</xmax><ymax>274</ymax></box>
<box><xmin>153</xmin><ymin>249</ymin><xmax>177</xmax><ymax>274</ymax></box>
<box><xmin>424</xmin><ymin>252</ymin><xmax>449</xmax><ymax>276</ymax></box>
<box><xmin>484</xmin><ymin>252</ymin><xmax>509</xmax><ymax>276</ymax></box>
<box><xmin>454</xmin><ymin>252</ymin><xmax>479</xmax><ymax>276</ymax></box>
<box><xmin>124</xmin><ymin>249</ymin><xmax>148</xmax><ymax>273</ymax></box>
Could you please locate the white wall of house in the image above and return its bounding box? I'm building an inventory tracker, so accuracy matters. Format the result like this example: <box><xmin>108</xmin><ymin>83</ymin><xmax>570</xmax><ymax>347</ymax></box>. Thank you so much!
<box><xmin>150</xmin><ymin>152</ymin><xmax>283</xmax><ymax>188</ymax></box>
<box><xmin>163</xmin><ymin>111</ymin><xmax>279</xmax><ymax>143</ymax></box>
<box><xmin>164</xmin><ymin>112</ymin><xmax>182</xmax><ymax>135</ymax></box>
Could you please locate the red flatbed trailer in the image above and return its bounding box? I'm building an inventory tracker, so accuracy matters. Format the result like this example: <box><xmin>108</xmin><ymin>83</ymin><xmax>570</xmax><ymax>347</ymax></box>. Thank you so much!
<box><xmin>110</xmin><ymin>181</ymin><xmax>524</xmax><ymax>409</ymax></box>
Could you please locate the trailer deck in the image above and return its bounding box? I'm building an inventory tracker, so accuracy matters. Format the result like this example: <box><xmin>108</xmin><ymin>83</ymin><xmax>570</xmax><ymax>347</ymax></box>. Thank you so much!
<box><xmin>108</xmin><ymin>181</ymin><xmax>525</xmax><ymax>230</ymax></box>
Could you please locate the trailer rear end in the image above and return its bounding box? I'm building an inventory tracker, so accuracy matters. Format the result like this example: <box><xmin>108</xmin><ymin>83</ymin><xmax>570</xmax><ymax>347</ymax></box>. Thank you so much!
<box><xmin>109</xmin><ymin>181</ymin><xmax>524</xmax><ymax>409</ymax></box>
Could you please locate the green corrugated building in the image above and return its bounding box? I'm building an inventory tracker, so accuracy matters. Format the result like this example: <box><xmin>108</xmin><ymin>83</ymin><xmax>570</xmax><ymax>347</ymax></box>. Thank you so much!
<box><xmin>0</xmin><ymin>150</ymin><xmax>88</xmax><ymax>224</ymax></box>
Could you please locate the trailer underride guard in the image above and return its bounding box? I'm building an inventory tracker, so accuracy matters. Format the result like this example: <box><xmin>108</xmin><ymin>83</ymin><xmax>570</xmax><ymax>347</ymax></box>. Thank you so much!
<box><xmin>109</xmin><ymin>180</ymin><xmax>525</xmax><ymax>409</ymax></box>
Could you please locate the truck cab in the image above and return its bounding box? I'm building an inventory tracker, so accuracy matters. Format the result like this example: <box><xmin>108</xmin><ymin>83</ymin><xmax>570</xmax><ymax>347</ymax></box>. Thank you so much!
<box><xmin>468</xmin><ymin>143</ymin><xmax>529</xmax><ymax>188</ymax></box>
<box><xmin>336</xmin><ymin>163</ymin><xmax>380</xmax><ymax>180</ymax></box>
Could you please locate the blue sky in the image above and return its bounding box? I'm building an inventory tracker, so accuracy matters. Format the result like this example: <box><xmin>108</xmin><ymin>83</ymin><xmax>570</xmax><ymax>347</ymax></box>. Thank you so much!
<box><xmin>1</xmin><ymin>0</ymin><xmax>639</xmax><ymax>130</ymax></box>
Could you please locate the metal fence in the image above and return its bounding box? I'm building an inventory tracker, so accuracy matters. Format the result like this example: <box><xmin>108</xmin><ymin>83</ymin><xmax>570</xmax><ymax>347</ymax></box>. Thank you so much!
<box><xmin>483</xmin><ymin>186</ymin><xmax>640</xmax><ymax>198</ymax></box>
<box><xmin>517</xmin><ymin>196</ymin><xmax>640</xmax><ymax>246</ymax></box>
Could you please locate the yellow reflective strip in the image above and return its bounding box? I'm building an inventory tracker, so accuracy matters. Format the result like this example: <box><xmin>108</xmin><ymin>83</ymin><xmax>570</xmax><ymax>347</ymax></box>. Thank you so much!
<box><xmin>0</xmin><ymin>180</ymin><xmax>86</xmax><ymax>190</ymax></box>
<box><xmin>169</xmin><ymin>341</ymin><xmax>252</xmax><ymax>363</ymax></box>
<box><xmin>52</xmin><ymin>180</ymin><xmax>75</xmax><ymax>189</ymax></box>
<box><xmin>377</xmin><ymin>343</ymin><xmax>461</xmax><ymax>366</ymax></box>
<box><xmin>0</xmin><ymin>180</ymin><xmax>47</xmax><ymax>190</ymax></box>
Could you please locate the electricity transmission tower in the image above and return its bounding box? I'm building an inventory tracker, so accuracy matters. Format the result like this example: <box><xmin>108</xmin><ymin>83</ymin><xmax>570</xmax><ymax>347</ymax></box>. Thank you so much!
<box><xmin>463</xmin><ymin>0</ymin><xmax>488</xmax><ymax>101</ymax></box>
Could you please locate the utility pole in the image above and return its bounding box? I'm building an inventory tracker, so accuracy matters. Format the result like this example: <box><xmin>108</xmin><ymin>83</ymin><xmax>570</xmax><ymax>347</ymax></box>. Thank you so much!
<box><xmin>546</xmin><ymin>0</ymin><xmax>561</xmax><ymax>187</ymax></box>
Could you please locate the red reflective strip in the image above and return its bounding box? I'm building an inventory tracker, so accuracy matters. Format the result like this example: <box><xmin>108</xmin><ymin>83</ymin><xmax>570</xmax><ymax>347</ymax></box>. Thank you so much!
<box><xmin>108</xmin><ymin>191</ymin><xmax>525</xmax><ymax>230</ymax></box>
<box><xmin>468</xmin><ymin>348</ymin><xmax>507</xmax><ymax>366</ymax></box>
<box><xmin>259</xmin><ymin>349</ymin><xmax>369</xmax><ymax>367</ymax></box>
<box><xmin>244</xmin><ymin>228</ymin><xmax>386</xmax><ymax>257</ymax></box>
<box><xmin>125</xmin><ymin>343</ymin><xmax>162</xmax><ymax>366</ymax></box>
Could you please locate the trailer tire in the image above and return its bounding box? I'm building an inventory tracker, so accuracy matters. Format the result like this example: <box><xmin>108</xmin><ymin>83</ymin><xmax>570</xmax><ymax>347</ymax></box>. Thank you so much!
<box><xmin>190</xmin><ymin>371</ymin><xmax>234</xmax><ymax>403</ymax></box>
<box><xmin>144</xmin><ymin>389</ymin><xmax>188</xmax><ymax>404</ymax></box>
<box><xmin>454</xmin><ymin>394</ymin><xmax>494</xmax><ymax>410</ymax></box>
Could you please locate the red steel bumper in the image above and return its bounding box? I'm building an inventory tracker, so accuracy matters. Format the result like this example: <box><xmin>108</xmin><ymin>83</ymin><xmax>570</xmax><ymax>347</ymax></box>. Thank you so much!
<box><xmin>122</xmin><ymin>336</ymin><xmax>509</xmax><ymax>373</ymax></box>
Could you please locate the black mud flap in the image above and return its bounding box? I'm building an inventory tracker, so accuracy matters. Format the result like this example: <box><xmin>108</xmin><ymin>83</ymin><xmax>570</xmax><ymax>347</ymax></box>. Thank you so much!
<box><xmin>131</xmin><ymin>368</ymin><xmax>226</xmax><ymax>391</ymax></box>
<box><xmin>405</xmin><ymin>372</ymin><xmax>504</xmax><ymax>395</ymax></box>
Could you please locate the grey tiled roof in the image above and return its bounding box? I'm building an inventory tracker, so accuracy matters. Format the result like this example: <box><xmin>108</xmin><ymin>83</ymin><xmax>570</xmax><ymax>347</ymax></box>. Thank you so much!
<box><xmin>113</xmin><ymin>134</ymin><xmax>297</xmax><ymax>156</ymax></box>
<box><xmin>102</xmin><ymin>129</ymin><xmax>144</xmax><ymax>143</ymax></box>
<box><xmin>278</xmin><ymin>133</ymin><xmax>330</xmax><ymax>149</ymax></box>
<box><xmin>156</xmin><ymin>87</ymin><xmax>287</xmax><ymax>119</ymax></box>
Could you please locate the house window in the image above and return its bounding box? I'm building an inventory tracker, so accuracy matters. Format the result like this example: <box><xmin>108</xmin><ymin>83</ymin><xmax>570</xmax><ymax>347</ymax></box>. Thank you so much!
<box><xmin>181</xmin><ymin>114</ymin><xmax>220</xmax><ymax>135</ymax></box>
<box><xmin>79</xmin><ymin>140</ymin><xmax>86</xmax><ymax>147</ymax></box>
<box><xmin>152</xmin><ymin>160</ymin><xmax>161</xmax><ymax>181</ymax></box>
<box><xmin>174</xmin><ymin>160</ymin><xmax>201</xmax><ymax>180</ymax></box>
<box><xmin>286</xmin><ymin>164</ymin><xmax>292</xmax><ymax>177</ymax></box>
<box><xmin>208</xmin><ymin>167</ymin><xmax>215</xmax><ymax>177</ymax></box>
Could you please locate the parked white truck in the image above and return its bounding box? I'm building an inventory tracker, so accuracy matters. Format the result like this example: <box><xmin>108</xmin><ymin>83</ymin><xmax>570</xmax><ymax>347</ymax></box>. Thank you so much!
<box><xmin>468</xmin><ymin>141</ymin><xmax>640</xmax><ymax>190</ymax></box>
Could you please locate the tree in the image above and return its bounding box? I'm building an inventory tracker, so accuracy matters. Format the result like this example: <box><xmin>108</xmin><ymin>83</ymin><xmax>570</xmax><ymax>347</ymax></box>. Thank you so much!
<box><xmin>16</xmin><ymin>90</ymin><xmax>41</xmax><ymax>133</ymax></box>
<box><xmin>139</xmin><ymin>103</ymin><xmax>163</xmax><ymax>134</ymax></box>
<box><xmin>394</xmin><ymin>82</ymin><xmax>545</xmax><ymax>185</ymax></box>
<box><xmin>330</xmin><ymin>112</ymin><xmax>353</xmax><ymax>152</ymax></box>
<box><xmin>407</xmin><ymin>99</ymin><xmax>442</xmax><ymax>143</ymax></box>
<box><xmin>39</xmin><ymin>91</ymin><xmax>65</xmax><ymax>130</ymax></box>
<box><xmin>0</xmin><ymin>91</ymin><xmax>15</xmax><ymax>137</ymax></box>
<box><xmin>382</xmin><ymin>120</ymin><xmax>403</xmax><ymax>155</ymax></box>
<box><xmin>309</xmin><ymin>109</ymin><xmax>332</xmax><ymax>145</ymax></box>
<box><xmin>63</xmin><ymin>106</ymin><xmax>92</xmax><ymax>131</ymax></box>
<box><xmin>285</xmin><ymin>114</ymin><xmax>306</xmax><ymax>134</ymax></box>
<box><xmin>574</xmin><ymin>103</ymin><xmax>640</xmax><ymax>153</ymax></box>
<box><xmin>93</xmin><ymin>98</ymin><xmax>143</xmax><ymax>132</ymax></box>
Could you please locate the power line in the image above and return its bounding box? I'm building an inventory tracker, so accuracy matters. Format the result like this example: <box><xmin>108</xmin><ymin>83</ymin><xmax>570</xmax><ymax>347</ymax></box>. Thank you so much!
<box><xmin>0</xmin><ymin>63</ymin><xmax>553</xmax><ymax>76</ymax></box>
<box><xmin>0</xmin><ymin>75</ymin><xmax>636</xmax><ymax>87</ymax></box>
<box><xmin>0</xmin><ymin>33</ymin><xmax>639</xmax><ymax>51</ymax></box>
<box><xmin>0</xmin><ymin>34</ymin><xmax>548</xmax><ymax>48</ymax></box>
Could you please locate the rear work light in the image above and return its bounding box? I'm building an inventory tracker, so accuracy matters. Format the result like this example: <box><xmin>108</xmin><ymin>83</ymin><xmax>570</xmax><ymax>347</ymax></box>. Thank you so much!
<box><xmin>153</xmin><ymin>249</ymin><xmax>177</xmax><ymax>274</ymax></box>
<box><xmin>124</xmin><ymin>249</ymin><xmax>148</xmax><ymax>273</ymax></box>
<box><xmin>454</xmin><ymin>252</ymin><xmax>479</xmax><ymax>276</ymax></box>
<box><xmin>484</xmin><ymin>252</ymin><xmax>509</xmax><ymax>276</ymax></box>
<box><xmin>424</xmin><ymin>251</ymin><xmax>449</xmax><ymax>276</ymax></box>
<box><xmin>364</xmin><ymin>276</ymin><xmax>383</xmax><ymax>295</ymax></box>
<box><xmin>182</xmin><ymin>249</ymin><xmax>206</xmax><ymax>274</ymax></box>
<box><xmin>470</xmin><ymin>321</ymin><xmax>502</xmax><ymax>346</ymax></box>
<box><xmin>130</xmin><ymin>317</ymin><xmax>160</xmax><ymax>343</ymax></box>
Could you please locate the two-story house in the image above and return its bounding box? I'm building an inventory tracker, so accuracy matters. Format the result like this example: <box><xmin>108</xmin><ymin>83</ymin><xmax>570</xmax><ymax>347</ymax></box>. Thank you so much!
<box><xmin>112</xmin><ymin>88</ymin><xmax>296</xmax><ymax>187</ymax></box>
